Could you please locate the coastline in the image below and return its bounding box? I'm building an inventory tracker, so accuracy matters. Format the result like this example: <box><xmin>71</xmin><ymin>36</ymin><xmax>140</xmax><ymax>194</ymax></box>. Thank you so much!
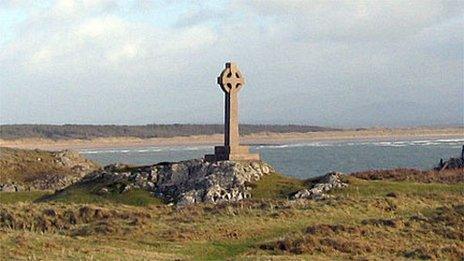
<box><xmin>1</xmin><ymin>127</ymin><xmax>462</xmax><ymax>151</ymax></box>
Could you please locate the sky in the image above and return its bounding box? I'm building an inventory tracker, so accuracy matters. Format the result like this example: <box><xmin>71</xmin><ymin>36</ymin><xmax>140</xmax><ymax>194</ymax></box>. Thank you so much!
<box><xmin>0</xmin><ymin>0</ymin><xmax>463</xmax><ymax>127</ymax></box>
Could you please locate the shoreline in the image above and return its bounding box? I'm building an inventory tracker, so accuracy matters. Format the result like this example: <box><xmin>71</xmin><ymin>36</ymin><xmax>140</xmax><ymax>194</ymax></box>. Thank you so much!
<box><xmin>0</xmin><ymin>127</ymin><xmax>462</xmax><ymax>151</ymax></box>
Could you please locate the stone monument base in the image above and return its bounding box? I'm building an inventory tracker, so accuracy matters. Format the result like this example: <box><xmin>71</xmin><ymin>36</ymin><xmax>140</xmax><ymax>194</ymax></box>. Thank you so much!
<box><xmin>205</xmin><ymin>145</ymin><xmax>260</xmax><ymax>161</ymax></box>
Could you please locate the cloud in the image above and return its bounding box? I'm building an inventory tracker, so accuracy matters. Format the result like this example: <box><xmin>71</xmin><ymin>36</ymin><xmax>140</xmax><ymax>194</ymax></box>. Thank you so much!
<box><xmin>244</xmin><ymin>0</ymin><xmax>463</xmax><ymax>42</ymax></box>
<box><xmin>0</xmin><ymin>0</ymin><xmax>462</xmax><ymax>126</ymax></box>
<box><xmin>1</xmin><ymin>1</ymin><xmax>217</xmax><ymax>81</ymax></box>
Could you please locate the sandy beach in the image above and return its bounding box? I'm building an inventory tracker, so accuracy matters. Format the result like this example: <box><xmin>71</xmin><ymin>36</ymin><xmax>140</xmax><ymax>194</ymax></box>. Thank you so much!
<box><xmin>0</xmin><ymin>127</ymin><xmax>462</xmax><ymax>151</ymax></box>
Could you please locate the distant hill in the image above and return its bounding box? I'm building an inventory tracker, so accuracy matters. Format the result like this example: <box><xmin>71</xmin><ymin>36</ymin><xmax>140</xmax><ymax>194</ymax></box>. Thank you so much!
<box><xmin>0</xmin><ymin>124</ymin><xmax>339</xmax><ymax>140</ymax></box>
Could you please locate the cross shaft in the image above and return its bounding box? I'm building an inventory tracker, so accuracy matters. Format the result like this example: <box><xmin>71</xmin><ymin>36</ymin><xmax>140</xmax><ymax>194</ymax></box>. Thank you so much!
<box><xmin>205</xmin><ymin>62</ymin><xmax>260</xmax><ymax>161</ymax></box>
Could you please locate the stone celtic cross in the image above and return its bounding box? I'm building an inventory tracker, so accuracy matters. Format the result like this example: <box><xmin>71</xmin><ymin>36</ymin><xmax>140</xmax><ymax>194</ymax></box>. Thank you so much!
<box><xmin>205</xmin><ymin>62</ymin><xmax>260</xmax><ymax>161</ymax></box>
<box><xmin>218</xmin><ymin>63</ymin><xmax>244</xmax><ymax>94</ymax></box>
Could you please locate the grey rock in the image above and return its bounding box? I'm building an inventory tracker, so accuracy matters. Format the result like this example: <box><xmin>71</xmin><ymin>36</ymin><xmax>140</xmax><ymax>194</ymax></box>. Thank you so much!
<box><xmin>122</xmin><ymin>184</ymin><xmax>132</xmax><ymax>193</ymax></box>
<box><xmin>15</xmin><ymin>184</ymin><xmax>25</xmax><ymax>191</ymax></box>
<box><xmin>292</xmin><ymin>171</ymin><xmax>347</xmax><ymax>200</ymax></box>
<box><xmin>146</xmin><ymin>181</ymin><xmax>155</xmax><ymax>190</ymax></box>
<box><xmin>177</xmin><ymin>190</ymin><xmax>203</xmax><ymax>206</ymax></box>
<box><xmin>0</xmin><ymin>184</ymin><xmax>17</xmax><ymax>192</ymax></box>
<box><xmin>98</xmin><ymin>187</ymin><xmax>109</xmax><ymax>195</ymax></box>
<box><xmin>293</xmin><ymin>189</ymin><xmax>311</xmax><ymax>199</ymax></box>
<box><xmin>261</xmin><ymin>165</ymin><xmax>270</xmax><ymax>174</ymax></box>
<box><xmin>436</xmin><ymin>157</ymin><xmax>464</xmax><ymax>171</ymax></box>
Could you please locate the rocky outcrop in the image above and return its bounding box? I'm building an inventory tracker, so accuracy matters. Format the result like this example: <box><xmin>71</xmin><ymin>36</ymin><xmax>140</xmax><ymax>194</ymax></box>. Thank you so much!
<box><xmin>436</xmin><ymin>158</ymin><xmax>464</xmax><ymax>171</ymax></box>
<box><xmin>75</xmin><ymin>159</ymin><xmax>274</xmax><ymax>205</ymax></box>
<box><xmin>435</xmin><ymin>145</ymin><xmax>464</xmax><ymax>171</ymax></box>
<box><xmin>292</xmin><ymin>172</ymin><xmax>348</xmax><ymax>200</ymax></box>
<box><xmin>437</xmin><ymin>158</ymin><xmax>464</xmax><ymax>171</ymax></box>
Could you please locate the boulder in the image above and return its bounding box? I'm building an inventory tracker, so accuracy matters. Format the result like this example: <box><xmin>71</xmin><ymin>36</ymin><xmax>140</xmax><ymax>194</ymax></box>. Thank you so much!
<box><xmin>0</xmin><ymin>184</ymin><xmax>17</xmax><ymax>192</ymax></box>
<box><xmin>292</xmin><ymin>172</ymin><xmax>348</xmax><ymax>200</ymax></box>
<box><xmin>435</xmin><ymin>146</ymin><xmax>464</xmax><ymax>171</ymax></box>
<box><xmin>436</xmin><ymin>157</ymin><xmax>464</xmax><ymax>171</ymax></box>
<box><xmin>97</xmin><ymin>187</ymin><xmax>109</xmax><ymax>195</ymax></box>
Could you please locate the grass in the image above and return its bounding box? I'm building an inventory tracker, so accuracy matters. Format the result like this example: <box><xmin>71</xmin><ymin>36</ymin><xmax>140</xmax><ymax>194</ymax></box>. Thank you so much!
<box><xmin>334</xmin><ymin>176</ymin><xmax>464</xmax><ymax>197</ymax></box>
<box><xmin>0</xmin><ymin>147</ymin><xmax>66</xmax><ymax>184</ymax></box>
<box><xmin>352</xmin><ymin>168</ymin><xmax>464</xmax><ymax>184</ymax></box>
<box><xmin>1</xmin><ymin>173</ymin><xmax>463</xmax><ymax>260</ymax></box>
<box><xmin>251</xmin><ymin>172</ymin><xmax>307</xmax><ymax>199</ymax></box>
<box><xmin>39</xmin><ymin>187</ymin><xmax>164</xmax><ymax>206</ymax></box>
<box><xmin>259</xmin><ymin>204</ymin><xmax>464</xmax><ymax>259</ymax></box>
<box><xmin>0</xmin><ymin>191</ymin><xmax>51</xmax><ymax>204</ymax></box>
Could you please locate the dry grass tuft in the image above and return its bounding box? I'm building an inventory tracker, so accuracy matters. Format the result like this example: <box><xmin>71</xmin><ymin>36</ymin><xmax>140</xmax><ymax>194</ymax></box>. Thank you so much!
<box><xmin>351</xmin><ymin>168</ymin><xmax>463</xmax><ymax>184</ymax></box>
<box><xmin>0</xmin><ymin>203</ymin><xmax>150</xmax><ymax>235</ymax></box>
<box><xmin>259</xmin><ymin>204</ymin><xmax>464</xmax><ymax>259</ymax></box>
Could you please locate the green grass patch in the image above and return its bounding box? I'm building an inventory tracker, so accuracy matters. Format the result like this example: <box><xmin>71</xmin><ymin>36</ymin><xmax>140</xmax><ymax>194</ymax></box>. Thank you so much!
<box><xmin>251</xmin><ymin>172</ymin><xmax>306</xmax><ymax>199</ymax></box>
<box><xmin>0</xmin><ymin>191</ymin><xmax>51</xmax><ymax>204</ymax></box>
<box><xmin>104</xmin><ymin>189</ymin><xmax>165</xmax><ymax>206</ymax></box>
<box><xmin>182</xmin><ymin>241</ymin><xmax>252</xmax><ymax>261</ymax></box>
<box><xmin>39</xmin><ymin>188</ymin><xmax>164</xmax><ymax>206</ymax></box>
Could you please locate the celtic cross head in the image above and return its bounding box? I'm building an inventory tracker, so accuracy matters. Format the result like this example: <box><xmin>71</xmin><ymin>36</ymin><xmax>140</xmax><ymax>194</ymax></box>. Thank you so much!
<box><xmin>217</xmin><ymin>62</ymin><xmax>245</xmax><ymax>94</ymax></box>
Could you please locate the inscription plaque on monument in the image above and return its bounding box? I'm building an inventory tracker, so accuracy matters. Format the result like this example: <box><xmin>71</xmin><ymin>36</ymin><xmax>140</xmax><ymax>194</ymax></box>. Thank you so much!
<box><xmin>205</xmin><ymin>62</ymin><xmax>260</xmax><ymax>161</ymax></box>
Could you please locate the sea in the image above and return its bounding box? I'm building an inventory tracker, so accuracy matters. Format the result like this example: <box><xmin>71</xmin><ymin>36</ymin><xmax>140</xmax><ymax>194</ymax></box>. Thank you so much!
<box><xmin>80</xmin><ymin>137</ymin><xmax>464</xmax><ymax>179</ymax></box>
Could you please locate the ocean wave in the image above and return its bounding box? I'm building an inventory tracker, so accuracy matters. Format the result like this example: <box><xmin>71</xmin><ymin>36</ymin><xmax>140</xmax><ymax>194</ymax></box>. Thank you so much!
<box><xmin>79</xmin><ymin>137</ymin><xmax>463</xmax><ymax>154</ymax></box>
<box><xmin>367</xmin><ymin>138</ymin><xmax>463</xmax><ymax>147</ymax></box>
<box><xmin>180</xmin><ymin>146</ymin><xmax>210</xmax><ymax>151</ymax></box>
<box><xmin>255</xmin><ymin>142</ymin><xmax>334</xmax><ymax>149</ymax></box>
<box><xmin>80</xmin><ymin>149</ymin><xmax>134</xmax><ymax>154</ymax></box>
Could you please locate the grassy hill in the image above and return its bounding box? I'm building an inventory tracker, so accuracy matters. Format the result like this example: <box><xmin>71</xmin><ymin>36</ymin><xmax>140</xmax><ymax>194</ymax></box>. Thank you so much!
<box><xmin>0</xmin><ymin>147</ymin><xmax>100</xmax><ymax>190</ymax></box>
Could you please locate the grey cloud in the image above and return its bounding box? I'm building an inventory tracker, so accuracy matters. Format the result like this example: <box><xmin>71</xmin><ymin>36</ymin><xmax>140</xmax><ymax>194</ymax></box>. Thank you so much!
<box><xmin>0</xmin><ymin>0</ymin><xmax>462</xmax><ymax>126</ymax></box>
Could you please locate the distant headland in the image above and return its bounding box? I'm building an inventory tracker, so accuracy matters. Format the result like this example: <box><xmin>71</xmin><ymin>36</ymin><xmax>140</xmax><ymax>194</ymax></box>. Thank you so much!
<box><xmin>0</xmin><ymin>125</ymin><xmax>462</xmax><ymax>151</ymax></box>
